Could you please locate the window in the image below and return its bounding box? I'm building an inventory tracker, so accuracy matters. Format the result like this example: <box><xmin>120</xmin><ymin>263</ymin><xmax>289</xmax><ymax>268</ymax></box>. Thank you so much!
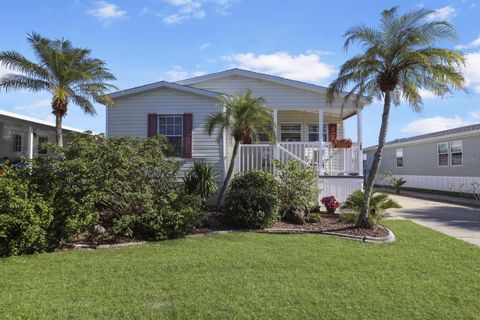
<box><xmin>38</xmin><ymin>136</ymin><xmax>48</xmax><ymax>155</ymax></box>
<box><xmin>438</xmin><ymin>142</ymin><xmax>449</xmax><ymax>166</ymax></box>
<box><xmin>450</xmin><ymin>140</ymin><xmax>463</xmax><ymax>166</ymax></box>
<box><xmin>280</xmin><ymin>123</ymin><xmax>301</xmax><ymax>141</ymax></box>
<box><xmin>396</xmin><ymin>148</ymin><xmax>404</xmax><ymax>167</ymax></box>
<box><xmin>307</xmin><ymin>124</ymin><xmax>328</xmax><ymax>142</ymax></box>
<box><xmin>158</xmin><ymin>115</ymin><xmax>183</xmax><ymax>156</ymax></box>
<box><xmin>13</xmin><ymin>134</ymin><xmax>22</xmax><ymax>152</ymax></box>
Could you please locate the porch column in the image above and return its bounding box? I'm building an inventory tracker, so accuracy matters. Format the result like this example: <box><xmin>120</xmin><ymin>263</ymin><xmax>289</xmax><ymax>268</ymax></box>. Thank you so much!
<box><xmin>27</xmin><ymin>126</ymin><xmax>34</xmax><ymax>160</ymax></box>
<box><xmin>273</xmin><ymin>109</ymin><xmax>279</xmax><ymax>161</ymax></box>
<box><xmin>357</xmin><ymin>108</ymin><xmax>363</xmax><ymax>175</ymax></box>
<box><xmin>318</xmin><ymin>109</ymin><xmax>324</xmax><ymax>175</ymax></box>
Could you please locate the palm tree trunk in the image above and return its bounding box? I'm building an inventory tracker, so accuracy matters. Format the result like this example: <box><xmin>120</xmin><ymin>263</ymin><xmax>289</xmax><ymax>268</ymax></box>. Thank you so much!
<box><xmin>216</xmin><ymin>139</ymin><xmax>240</xmax><ymax>209</ymax></box>
<box><xmin>358</xmin><ymin>90</ymin><xmax>392</xmax><ymax>228</ymax></box>
<box><xmin>55</xmin><ymin>113</ymin><xmax>63</xmax><ymax>147</ymax></box>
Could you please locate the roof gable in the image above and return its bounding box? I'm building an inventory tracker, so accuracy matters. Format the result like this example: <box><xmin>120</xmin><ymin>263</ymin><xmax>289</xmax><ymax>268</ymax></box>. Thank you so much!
<box><xmin>109</xmin><ymin>81</ymin><xmax>221</xmax><ymax>99</ymax></box>
<box><xmin>176</xmin><ymin>68</ymin><xmax>330</xmax><ymax>95</ymax></box>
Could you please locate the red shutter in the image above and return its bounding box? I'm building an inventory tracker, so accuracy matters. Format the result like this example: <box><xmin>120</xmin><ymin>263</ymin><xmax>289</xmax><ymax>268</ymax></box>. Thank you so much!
<box><xmin>328</xmin><ymin>123</ymin><xmax>337</xmax><ymax>142</ymax></box>
<box><xmin>183</xmin><ymin>113</ymin><xmax>193</xmax><ymax>158</ymax></box>
<box><xmin>147</xmin><ymin>114</ymin><xmax>157</xmax><ymax>137</ymax></box>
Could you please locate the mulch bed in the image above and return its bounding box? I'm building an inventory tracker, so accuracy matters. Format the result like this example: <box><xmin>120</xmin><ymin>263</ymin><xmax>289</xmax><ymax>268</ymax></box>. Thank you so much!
<box><xmin>269</xmin><ymin>214</ymin><xmax>389</xmax><ymax>237</ymax></box>
<box><xmin>68</xmin><ymin>234</ymin><xmax>144</xmax><ymax>246</ymax></box>
<box><xmin>195</xmin><ymin>212</ymin><xmax>390</xmax><ymax>238</ymax></box>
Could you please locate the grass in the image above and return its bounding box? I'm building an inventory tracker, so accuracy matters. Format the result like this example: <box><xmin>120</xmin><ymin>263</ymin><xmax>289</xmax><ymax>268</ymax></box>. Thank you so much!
<box><xmin>1</xmin><ymin>221</ymin><xmax>479</xmax><ymax>320</ymax></box>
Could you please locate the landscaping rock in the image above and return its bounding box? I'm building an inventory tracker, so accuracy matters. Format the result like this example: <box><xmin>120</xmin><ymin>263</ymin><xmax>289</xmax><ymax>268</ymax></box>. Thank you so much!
<box><xmin>91</xmin><ymin>224</ymin><xmax>106</xmax><ymax>236</ymax></box>
<box><xmin>282</xmin><ymin>207</ymin><xmax>305</xmax><ymax>225</ymax></box>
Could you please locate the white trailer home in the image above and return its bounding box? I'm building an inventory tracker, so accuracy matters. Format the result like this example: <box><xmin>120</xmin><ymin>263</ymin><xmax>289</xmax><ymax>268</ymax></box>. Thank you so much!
<box><xmin>107</xmin><ymin>68</ymin><xmax>370</xmax><ymax>201</ymax></box>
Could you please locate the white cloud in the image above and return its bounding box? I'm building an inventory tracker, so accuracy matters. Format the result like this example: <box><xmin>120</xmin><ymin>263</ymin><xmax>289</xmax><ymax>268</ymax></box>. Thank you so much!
<box><xmin>418</xmin><ymin>89</ymin><xmax>439</xmax><ymax>99</ymax></box>
<box><xmin>165</xmin><ymin>66</ymin><xmax>206</xmax><ymax>81</ymax></box>
<box><xmin>163</xmin><ymin>0</ymin><xmax>205</xmax><ymax>24</ymax></box>
<box><xmin>223</xmin><ymin>51</ymin><xmax>336</xmax><ymax>84</ymax></box>
<box><xmin>469</xmin><ymin>111</ymin><xmax>480</xmax><ymax>119</ymax></box>
<box><xmin>0</xmin><ymin>63</ymin><xmax>10</xmax><ymax>77</ymax></box>
<box><xmin>86</xmin><ymin>1</ymin><xmax>127</xmax><ymax>23</ymax></box>
<box><xmin>455</xmin><ymin>35</ymin><xmax>480</xmax><ymax>50</ymax></box>
<box><xmin>401</xmin><ymin>116</ymin><xmax>474</xmax><ymax>134</ymax></box>
<box><xmin>13</xmin><ymin>99</ymin><xmax>54</xmax><ymax>122</ymax></box>
<box><xmin>426</xmin><ymin>5</ymin><xmax>457</xmax><ymax>21</ymax></box>
<box><xmin>199</xmin><ymin>42</ymin><xmax>211</xmax><ymax>50</ymax></box>
<box><xmin>463</xmin><ymin>51</ymin><xmax>480</xmax><ymax>93</ymax></box>
<box><xmin>160</xmin><ymin>0</ymin><xmax>234</xmax><ymax>24</ymax></box>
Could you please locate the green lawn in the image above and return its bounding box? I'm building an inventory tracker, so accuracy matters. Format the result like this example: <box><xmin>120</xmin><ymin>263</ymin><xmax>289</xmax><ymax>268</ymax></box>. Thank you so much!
<box><xmin>1</xmin><ymin>221</ymin><xmax>479</xmax><ymax>320</ymax></box>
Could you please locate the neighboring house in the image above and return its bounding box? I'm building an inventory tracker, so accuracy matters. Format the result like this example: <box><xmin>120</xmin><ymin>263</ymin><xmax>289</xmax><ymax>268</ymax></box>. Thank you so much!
<box><xmin>364</xmin><ymin>123</ymin><xmax>480</xmax><ymax>193</ymax></box>
<box><xmin>107</xmin><ymin>68</ymin><xmax>369</xmax><ymax>201</ymax></box>
<box><xmin>0</xmin><ymin>109</ymin><xmax>84</xmax><ymax>161</ymax></box>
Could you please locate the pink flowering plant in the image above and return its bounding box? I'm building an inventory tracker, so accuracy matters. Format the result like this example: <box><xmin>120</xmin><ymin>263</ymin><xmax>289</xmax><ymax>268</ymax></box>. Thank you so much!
<box><xmin>320</xmin><ymin>195</ymin><xmax>341</xmax><ymax>209</ymax></box>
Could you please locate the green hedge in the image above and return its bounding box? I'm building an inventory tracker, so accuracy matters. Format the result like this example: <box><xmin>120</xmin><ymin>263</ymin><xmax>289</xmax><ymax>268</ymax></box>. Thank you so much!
<box><xmin>0</xmin><ymin>134</ymin><xmax>203</xmax><ymax>257</ymax></box>
<box><xmin>224</xmin><ymin>170</ymin><xmax>279</xmax><ymax>229</ymax></box>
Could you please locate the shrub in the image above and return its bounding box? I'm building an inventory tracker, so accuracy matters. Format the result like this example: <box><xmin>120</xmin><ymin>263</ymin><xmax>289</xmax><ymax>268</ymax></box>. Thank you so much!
<box><xmin>0</xmin><ymin>168</ymin><xmax>52</xmax><ymax>257</ymax></box>
<box><xmin>341</xmin><ymin>190</ymin><xmax>401</xmax><ymax>224</ymax></box>
<box><xmin>306</xmin><ymin>211</ymin><xmax>322</xmax><ymax>223</ymax></box>
<box><xmin>274</xmin><ymin>160</ymin><xmax>319</xmax><ymax>211</ymax></box>
<box><xmin>225</xmin><ymin>170</ymin><xmax>279</xmax><ymax>229</ymax></box>
<box><xmin>183</xmin><ymin>161</ymin><xmax>219</xmax><ymax>206</ymax></box>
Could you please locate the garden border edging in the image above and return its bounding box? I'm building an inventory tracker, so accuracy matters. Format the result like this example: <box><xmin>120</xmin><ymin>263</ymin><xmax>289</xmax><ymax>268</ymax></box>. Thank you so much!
<box><xmin>258</xmin><ymin>227</ymin><xmax>396</xmax><ymax>244</ymax></box>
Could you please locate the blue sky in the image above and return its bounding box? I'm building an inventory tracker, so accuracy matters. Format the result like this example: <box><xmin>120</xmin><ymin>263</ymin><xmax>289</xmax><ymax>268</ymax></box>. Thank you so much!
<box><xmin>0</xmin><ymin>0</ymin><xmax>479</xmax><ymax>146</ymax></box>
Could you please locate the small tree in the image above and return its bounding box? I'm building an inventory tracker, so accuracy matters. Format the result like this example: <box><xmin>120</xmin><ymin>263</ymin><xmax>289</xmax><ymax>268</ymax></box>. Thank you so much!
<box><xmin>204</xmin><ymin>89</ymin><xmax>273</xmax><ymax>208</ymax></box>
<box><xmin>274</xmin><ymin>160</ymin><xmax>319</xmax><ymax>212</ymax></box>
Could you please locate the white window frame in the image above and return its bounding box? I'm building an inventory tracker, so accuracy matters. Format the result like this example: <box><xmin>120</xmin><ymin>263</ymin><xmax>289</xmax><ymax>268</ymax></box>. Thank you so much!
<box><xmin>280</xmin><ymin>122</ymin><xmax>302</xmax><ymax>142</ymax></box>
<box><xmin>437</xmin><ymin>142</ymin><xmax>449</xmax><ymax>167</ymax></box>
<box><xmin>158</xmin><ymin>114</ymin><xmax>183</xmax><ymax>154</ymax></box>
<box><xmin>307</xmin><ymin>123</ymin><xmax>328</xmax><ymax>142</ymax></box>
<box><xmin>12</xmin><ymin>134</ymin><xmax>22</xmax><ymax>152</ymax></box>
<box><xmin>396</xmin><ymin>148</ymin><xmax>404</xmax><ymax>168</ymax></box>
<box><xmin>450</xmin><ymin>140</ymin><xmax>463</xmax><ymax>167</ymax></box>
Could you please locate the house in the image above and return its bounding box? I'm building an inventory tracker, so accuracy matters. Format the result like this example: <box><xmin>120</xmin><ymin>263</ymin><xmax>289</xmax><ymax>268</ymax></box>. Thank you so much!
<box><xmin>107</xmin><ymin>68</ymin><xmax>370</xmax><ymax>201</ymax></box>
<box><xmin>0</xmin><ymin>108</ymin><xmax>84</xmax><ymax>162</ymax></box>
<box><xmin>364</xmin><ymin>123</ymin><xmax>480</xmax><ymax>193</ymax></box>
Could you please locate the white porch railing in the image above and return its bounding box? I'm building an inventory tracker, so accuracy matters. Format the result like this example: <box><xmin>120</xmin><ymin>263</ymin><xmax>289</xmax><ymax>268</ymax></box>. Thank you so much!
<box><xmin>235</xmin><ymin>142</ymin><xmax>361</xmax><ymax>176</ymax></box>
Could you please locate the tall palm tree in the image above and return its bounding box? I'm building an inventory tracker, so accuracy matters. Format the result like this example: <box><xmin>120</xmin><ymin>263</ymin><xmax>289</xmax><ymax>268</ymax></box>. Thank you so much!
<box><xmin>0</xmin><ymin>32</ymin><xmax>116</xmax><ymax>146</ymax></box>
<box><xmin>204</xmin><ymin>89</ymin><xmax>273</xmax><ymax>208</ymax></box>
<box><xmin>327</xmin><ymin>7</ymin><xmax>466</xmax><ymax>228</ymax></box>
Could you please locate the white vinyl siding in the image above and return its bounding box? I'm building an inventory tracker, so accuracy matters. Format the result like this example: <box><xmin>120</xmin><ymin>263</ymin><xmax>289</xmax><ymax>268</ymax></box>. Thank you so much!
<box><xmin>107</xmin><ymin>87</ymin><xmax>224</xmax><ymax>181</ymax></box>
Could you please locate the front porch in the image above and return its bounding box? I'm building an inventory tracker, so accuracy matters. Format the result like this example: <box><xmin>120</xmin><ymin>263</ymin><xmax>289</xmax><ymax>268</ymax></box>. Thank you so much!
<box><xmin>233</xmin><ymin>107</ymin><xmax>364</xmax><ymax>202</ymax></box>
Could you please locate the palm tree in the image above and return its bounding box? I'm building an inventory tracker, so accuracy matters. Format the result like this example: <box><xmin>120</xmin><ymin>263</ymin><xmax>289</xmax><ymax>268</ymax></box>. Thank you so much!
<box><xmin>327</xmin><ymin>7</ymin><xmax>466</xmax><ymax>228</ymax></box>
<box><xmin>204</xmin><ymin>89</ymin><xmax>273</xmax><ymax>208</ymax></box>
<box><xmin>0</xmin><ymin>32</ymin><xmax>116</xmax><ymax>146</ymax></box>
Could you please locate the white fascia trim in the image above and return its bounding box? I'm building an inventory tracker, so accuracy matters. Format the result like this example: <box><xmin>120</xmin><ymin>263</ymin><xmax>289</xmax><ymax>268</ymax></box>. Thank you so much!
<box><xmin>0</xmin><ymin>109</ymin><xmax>85</xmax><ymax>133</ymax></box>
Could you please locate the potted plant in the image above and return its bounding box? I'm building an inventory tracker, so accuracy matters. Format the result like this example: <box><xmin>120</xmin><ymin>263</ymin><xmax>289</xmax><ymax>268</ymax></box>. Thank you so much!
<box><xmin>321</xmin><ymin>195</ymin><xmax>341</xmax><ymax>214</ymax></box>
<box><xmin>333</xmin><ymin>138</ymin><xmax>352</xmax><ymax>148</ymax></box>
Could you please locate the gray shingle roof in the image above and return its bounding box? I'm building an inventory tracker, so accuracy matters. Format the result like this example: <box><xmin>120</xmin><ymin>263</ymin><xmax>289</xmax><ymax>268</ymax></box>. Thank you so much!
<box><xmin>365</xmin><ymin>123</ymin><xmax>480</xmax><ymax>150</ymax></box>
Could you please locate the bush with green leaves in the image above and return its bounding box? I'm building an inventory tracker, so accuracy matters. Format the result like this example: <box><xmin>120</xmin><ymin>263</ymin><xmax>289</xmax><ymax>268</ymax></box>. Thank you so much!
<box><xmin>1</xmin><ymin>133</ymin><xmax>204</xmax><ymax>256</ymax></box>
<box><xmin>340</xmin><ymin>190</ymin><xmax>401</xmax><ymax>224</ymax></box>
<box><xmin>183</xmin><ymin>161</ymin><xmax>219</xmax><ymax>206</ymax></box>
<box><xmin>224</xmin><ymin>170</ymin><xmax>279</xmax><ymax>229</ymax></box>
<box><xmin>274</xmin><ymin>160</ymin><xmax>319</xmax><ymax>211</ymax></box>
<box><xmin>0</xmin><ymin>168</ymin><xmax>52</xmax><ymax>257</ymax></box>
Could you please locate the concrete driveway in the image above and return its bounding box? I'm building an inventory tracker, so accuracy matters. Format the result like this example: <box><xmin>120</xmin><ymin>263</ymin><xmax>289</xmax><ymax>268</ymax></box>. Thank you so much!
<box><xmin>387</xmin><ymin>194</ymin><xmax>480</xmax><ymax>247</ymax></box>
